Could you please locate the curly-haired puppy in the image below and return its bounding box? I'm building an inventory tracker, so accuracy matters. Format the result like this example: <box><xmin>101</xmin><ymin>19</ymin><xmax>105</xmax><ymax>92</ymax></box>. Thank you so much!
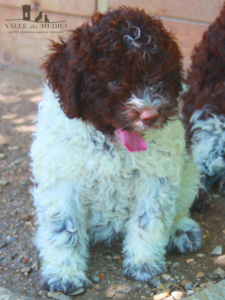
<box><xmin>182</xmin><ymin>5</ymin><xmax>225</xmax><ymax>198</ymax></box>
<box><xmin>31</xmin><ymin>7</ymin><xmax>202</xmax><ymax>294</ymax></box>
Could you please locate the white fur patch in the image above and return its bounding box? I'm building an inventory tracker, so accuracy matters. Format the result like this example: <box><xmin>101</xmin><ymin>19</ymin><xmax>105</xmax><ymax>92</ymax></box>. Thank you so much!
<box><xmin>190</xmin><ymin>110</ymin><xmax>225</xmax><ymax>187</ymax></box>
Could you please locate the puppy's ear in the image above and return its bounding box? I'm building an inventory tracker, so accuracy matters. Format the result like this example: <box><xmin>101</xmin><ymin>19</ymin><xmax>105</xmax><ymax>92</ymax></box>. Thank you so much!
<box><xmin>41</xmin><ymin>37</ymin><xmax>82</xmax><ymax>119</ymax></box>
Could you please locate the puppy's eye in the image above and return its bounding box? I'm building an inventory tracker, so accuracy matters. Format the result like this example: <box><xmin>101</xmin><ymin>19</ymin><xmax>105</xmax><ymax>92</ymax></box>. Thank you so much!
<box><xmin>111</xmin><ymin>79</ymin><xmax>123</xmax><ymax>86</ymax></box>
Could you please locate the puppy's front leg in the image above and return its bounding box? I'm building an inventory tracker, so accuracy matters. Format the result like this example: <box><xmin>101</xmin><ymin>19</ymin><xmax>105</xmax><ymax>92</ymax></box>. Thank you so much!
<box><xmin>123</xmin><ymin>182</ymin><xmax>175</xmax><ymax>281</ymax></box>
<box><xmin>33</xmin><ymin>179</ymin><xmax>90</xmax><ymax>293</ymax></box>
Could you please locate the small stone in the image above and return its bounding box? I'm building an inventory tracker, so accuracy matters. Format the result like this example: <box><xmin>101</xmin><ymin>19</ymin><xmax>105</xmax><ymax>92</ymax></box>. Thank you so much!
<box><xmin>106</xmin><ymin>284</ymin><xmax>131</xmax><ymax>298</ymax></box>
<box><xmin>31</xmin><ymin>262</ymin><xmax>39</xmax><ymax>271</ymax></box>
<box><xmin>211</xmin><ymin>246</ymin><xmax>223</xmax><ymax>256</ymax></box>
<box><xmin>204</xmin><ymin>282</ymin><xmax>214</xmax><ymax>288</ymax></box>
<box><xmin>91</xmin><ymin>274</ymin><xmax>100</xmax><ymax>283</ymax></box>
<box><xmin>68</xmin><ymin>287</ymin><xmax>85</xmax><ymax>295</ymax></box>
<box><xmin>212</xmin><ymin>194</ymin><xmax>220</xmax><ymax>199</ymax></box>
<box><xmin>22</xmin><ymin>258</ymin><xmax>29</xmax><ymax>264</ymax></box>
<box><xmin>106</xmin><ymin>291</ymin><xmax>115</xmax><ymax>298</ymax></box>
<box><xmin>153</xmin><ymin>289</ymin><xmax>171</xmax><ymax>300</ymax></box>
<box><xmin>98</xmin><ymin>274</ymin><xmax>105</xmax><ymax>280</ymax></box>
<box><xmin>113</xmin><ymin>254</ymin><xmax>120</xmax><ymax>260</ymax></box>
<box><xmin>149</xmin><ymin>276</ymin><xmax>161</xmax><ymax>287</ymax></box>
<box><xmin>47</xmin><ymin>291</ymin><xmax>71</xmax><ymax>299</ymax></box>
<box><xmin>196</xmin><ymin>272</ymin><xmax>204</xmax><ymax>278</ymax></box>
<box><xmin>207</xmin><ymin>272</ymin><xmax>219</xmax><ymax>279</ymax></box>
<box><xmin>0</xmin><ymin>241</ymin><xmax>7</xmax><ymax>249</ymax></box>
<box><xmin>171</xmin><ymin>262</ymin><xmax>180</xmax><ymax>268</ymax></box>
<box><xmin>196</xmin><ymin>253</ymin><xmax>205</xmax><ymax>257</ymax></box>
<box><xmin>187</xmin><ymin>290</ymin><xmax>194</xmax><ymax>296</ymax></box>
<box><xmin>38</xmin><ymin>291</ymin><xmax>46</xmax><ymax>296</ymax></box>
<box><xmin>8</xmin><ymin>145</ymin><xmax>19</xmax><ymax>150</ymax></box>
<box><xmin>21</xmin><ymin>266</ymin><xmax>31</xmax><ymax>274</ymax></box>
<box><xmin>22</xmin><ymin>214</ymin><xmax>30</xmax><ymax>221</ymax></box>
<box><xmin>161</xmin><ymin>274</ymin><xmax>171</xmax><ymax>281</ymax></box>
<box><xmin>214</xmin><ymin>255</ymin><xmax>225</xmax><ymax>266</ymax></box>
<box><xmin>181</xmin><ymin>280</ymin><xmax>193</xmax><ymax>291</ymax></box>
<box><xmin>186</xmin><ymin>259</ymin><xmax>195</xmax><ymax>264</ymax></box>
<box><xmin>171</xmin><ymin>291</ymin><xmax>186</xmax><ymax>300</ymax></box>
<box><xmin>156</xmin><ymin>283</ymin><xmax>165</xmax><ymax>292</ymax></box>
<box><xmin>0</xmin><ymin>180</ymin><xmax>9</xmax><ymax>186</ymax></box>
<box><xmin>0</xmin><ymin>153</ymin><xmax>6</xmax><ymax>159</ymax></box>
<box><xmin>214</xmin><ymin>267</ymin><xmax>225</xmax><ymax>278</ymax></box>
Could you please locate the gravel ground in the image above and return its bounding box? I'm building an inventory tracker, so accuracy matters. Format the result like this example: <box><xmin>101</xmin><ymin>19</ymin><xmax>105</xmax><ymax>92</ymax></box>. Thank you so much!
<box><xmin>0</xmin><ymin>68</ymin><xmax>225</xmax><ymax>300</ymax></box>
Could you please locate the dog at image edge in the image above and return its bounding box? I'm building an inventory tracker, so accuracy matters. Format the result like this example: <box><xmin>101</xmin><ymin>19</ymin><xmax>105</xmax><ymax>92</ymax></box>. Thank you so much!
<box><xmin>182</xmin><ymin>5</ymin><xmax>225</xmax><ymax>208</ymax></box>
<box><xmin>30</xmin><ymin>7</ymin><xmax>202</xmax><ymax>293</ymax></box>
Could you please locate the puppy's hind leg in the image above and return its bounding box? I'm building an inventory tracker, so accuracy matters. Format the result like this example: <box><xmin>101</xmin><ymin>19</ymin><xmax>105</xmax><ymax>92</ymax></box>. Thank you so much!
<box><xmin>167</xmin><ymin>156</ymin><xmax>202</xmax><ymax>253</ymax></box>
<box><xmin>33</xmin><ymin>179</ymin><xmax>90</xmax><ymax>294</ymax></box>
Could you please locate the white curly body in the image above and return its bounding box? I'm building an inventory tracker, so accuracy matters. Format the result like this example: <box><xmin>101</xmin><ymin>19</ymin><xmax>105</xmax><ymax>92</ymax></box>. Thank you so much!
<box><xmin>31</xmin><ymin>86</ymin><xmax>201</xmax><ymax>293</ymax></box>
<box><xmin>190</xmin><ymin>110</ymin><xmax>225</xmax><ymax>189</ymax></box>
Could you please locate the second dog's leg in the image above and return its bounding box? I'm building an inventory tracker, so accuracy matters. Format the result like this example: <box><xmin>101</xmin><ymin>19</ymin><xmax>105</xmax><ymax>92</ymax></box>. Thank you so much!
<box><xmin>33</xmin><ymin>179</ymin><xmax>90</xmax><ymax>293</ymax></box>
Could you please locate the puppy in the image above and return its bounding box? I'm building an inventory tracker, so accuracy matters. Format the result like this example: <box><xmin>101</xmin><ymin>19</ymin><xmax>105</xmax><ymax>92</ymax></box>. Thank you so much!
<box><xmin>31</xmin><ymin>7</ymin><xmax>202</xmax><ymax>293</ymax></box>
<box><xmin>182</xmin><ymin>5</ymin><xmax>225</xmax><ymax>198</ymax></box>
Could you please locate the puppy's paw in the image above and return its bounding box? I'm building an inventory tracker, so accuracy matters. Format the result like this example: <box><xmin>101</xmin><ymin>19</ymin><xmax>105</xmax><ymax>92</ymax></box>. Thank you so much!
<box><xmin>123</xmin><ymin>259</ymin><xmax>166</xmax><ymax>282</ymax></box>
<box><xmin>42</xmin><ymin>273</ymin><xmax>90</xmax><ymax>294</ymax></box>
<box><xmin>167</xmin><ymin>217</ymin><xmax>202</xmax><ymax>254</ymax></box>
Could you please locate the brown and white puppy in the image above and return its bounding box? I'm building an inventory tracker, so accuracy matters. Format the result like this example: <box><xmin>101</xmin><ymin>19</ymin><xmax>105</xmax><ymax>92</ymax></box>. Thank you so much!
<box><xmin>31</xmin><ymin>7</ymin><xmax>201</xmax><ymax>294</ymax></box>
<box><xmin>182</xmin><ymin>5</ymin><xmax>225</xmax><ymax>210</ymax></box>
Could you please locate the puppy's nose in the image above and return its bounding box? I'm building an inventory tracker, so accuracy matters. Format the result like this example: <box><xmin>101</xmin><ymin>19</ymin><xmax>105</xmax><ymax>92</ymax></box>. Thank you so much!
<box><xmin>140</xmin><ymin>108</ymin><xmax>159</xmax><ymax>126</ymax></box>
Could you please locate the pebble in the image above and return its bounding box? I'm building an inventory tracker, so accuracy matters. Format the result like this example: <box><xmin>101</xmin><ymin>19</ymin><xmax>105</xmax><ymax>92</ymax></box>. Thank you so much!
<box><xmin>171</xmin><ymin>262</ymin><xmax>180</xmax><ymax>268</ymax></box>
<box><xmin>0</xmin><ymin>241</ymin><xmax>7</xmax><ymax>249</ymax></box>
<box><xmin>149</xmin><ymin>276</ymin><xmax>161</xmax><ymax>287</ymax></box>
<box><xmin>207</xmin><ymin>272</ymin><xmax>219</xmax><ymax>279</ymax></box>
<box><xmin>214</xmin><ymin>267</ymin><xmax>225</xmax><ymax>278</ymax></box>
<box><xmin>47</xmin><ymin>291</ymin><xmax>71</xmax><ymax>300</ymax></box>
<box><xmin>21</xmin><ymin>266</ymin><xmax>31</xmax><ymax>274</ymax></box>
<box><xmin>186</xmin><ymin>259</ymin><xmax>195</xmax><ymax>264</ymax></box>
<box><xmin>8</xmin><ymin>145</ymin><xmax>19</xmax><ymax>150</ymax></box>
<box><xmin>204</xmin><ymin>282</ymin><xmax>214</xmax><ymax>288</ymax></box>
<box><xmin>68</xmin><ymin>287</ymin><xmax>85</xmax><ymax>296</ymax></box>
<box><xmin>156</xmin><ymin>283</ymin><xmax>165</xmax><ymax>293</ymax></box>
<box><xmin>187</xmin><ymin>290</ymin><xmax>194</xmax><ymax>296</ymax></box>
<box><xmin>22</xmin><ymin>214</ymin><xmax>30</xmax><ymax>221</ymax></box>
<box><xmin>153</xmin><ymin>289</ymin><xmax>171</xmax><ymax>300</ymax></box>
<box><xmin>196</xmin><ymin>253</ymin><xmax>205</xmax><ymax>257</ymax></box>
<box><xmin>98</xmin><ymin>274</ymin><xmax>105</xmax><ymax>280</ymax></box>
<box><xmin>214</xmin><ymin>255</ymin><xmax>225</xmax><ymax>266</ymax></box>
<box><xmin>212</xmin><ymin>194</ymin><xmax>220</xmax><ymax>199</ymax></box>
<box><xmin>38</xmin><ymin>290</ymin><xmax>46</xmax><ymax>296</ymax></box>
<box><xmin>106</xmin><ymin>284</ymin><xmax>131</xmax><ymax>298</ymax></box>
<box><xmin>113</xmin><ymin>254</ymin><xmax>121</xmax><ymax>260</ymax></box>
<box><xmin>211</xmin><ymin>246</ymin><xmax>223</xmax><ymax>256</ymax></box>
<box><xmin>161</xmin><ymin>274</ymin><xmax>171</xmax><ymax>281</ymax></box>
<box><xmin>181</xmin><ymin>280</ymin><xmax>193</xmax><ymax>291</ymax></box>
<box><xmin>0</xmin><ymin>180</ymin><xmax>9</xmax><ymax>186</ymax></box>
<box><xmin>31</xmin><ymin>262</ymin><xmax>39</xmax><ymax>271</ymax></box>
<box><xmin>22</xmin><ymin>258</ymin><xmax>29</xmax><ymax>264</ymax></box>
<box><xmin>91</xmin><ymin>274</ymin><xmax>100</xmax><ymax>283</ymax></box>
<box><xmin>171</xmin><ymin>291</ymin><xmax>186</xmax><ymax>300</ymax></box>
<box><xmin>0</xmin><ymin>153</ymin><xmax>6</xmax><ymax>159</ymax></box>
<box><xmin>196</xmin><ymin>272</ymin><xmax>204</xmax><ymax>278</ymax></box>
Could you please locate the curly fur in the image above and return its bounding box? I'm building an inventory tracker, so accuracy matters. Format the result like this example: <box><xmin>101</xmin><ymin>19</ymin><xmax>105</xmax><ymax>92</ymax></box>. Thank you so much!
<box><xmin>31</xmin><ymin>7</ymin><xmax>201</xmax><ymax>294</ymax></box>
<box><xmin>182</xmin><ymin>5</ymin><xmax>225</xmax><ymax>197</ymax></box>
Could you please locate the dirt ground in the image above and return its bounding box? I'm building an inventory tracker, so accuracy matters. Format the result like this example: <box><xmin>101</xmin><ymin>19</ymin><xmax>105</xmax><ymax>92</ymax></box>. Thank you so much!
<box><xmin>0</xmin><ymin>68</ymin><xmax>225</xmax><ymax>300</ymax></box>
